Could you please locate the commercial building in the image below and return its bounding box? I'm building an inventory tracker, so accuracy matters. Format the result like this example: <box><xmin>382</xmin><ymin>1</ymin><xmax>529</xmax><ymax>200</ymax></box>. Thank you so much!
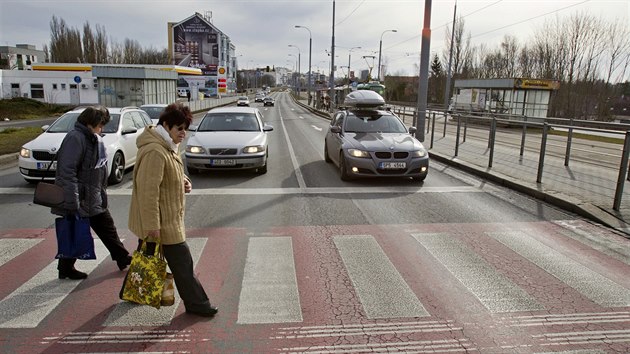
<box><xmin>168</xmin><ymin>11</ymin><xmax>237</xmax><ymax>97</ymax></box>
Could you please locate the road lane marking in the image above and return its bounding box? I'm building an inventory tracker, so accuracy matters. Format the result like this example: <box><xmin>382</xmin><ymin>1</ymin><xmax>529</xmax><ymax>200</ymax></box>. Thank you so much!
<box><xmin>488</xmin><ymin>231</ymin><xmax>630</xmax><ymax>308</ymax></box>
<box><xmin>237</xmin><ymin>236</ymin><xmax>302</xmax><ymax>324</ymax></box>
<box><xmin>103</xmin><ymin>238</ymin><xmax>207</xmax><ymax>327</ymax></box>
<box><xmin>505</xmin><ymin>311</ymin><xmax>630</xmax><ymax>327</ymax></box>
<box><xmin>0</xmin><ymin>185</ymin><xmax>483</xmax><ymax>196</ymax></box>
<box><xmin>0</xmin><ymin>238</ymin><xmax>42</xmax><ymax>267</ymax></box>
<box><xmin>0</xmin><ymin>240</ymin><xmax>109</xmax><ymax>328</ymax></box>
<box><xmin>279</xmin><ymin>111</ymin><xmax>307</xmax><ymax>188</ymax></box>
<box><xmin>412</xmin><ymin>232</ymin><xmax>543</xmax><ymax>313</ymax></box>
<box><xmin>334</xmin><ymin>235</ymin><xmax>429</xmax><ymax>319</ymax></box>
<box><xmin>272</xmin><ymin>320</ymin><xmax>461</xmax><ymax>339</ymax></box>
<box><xmin>279</xmin><ymin>338</ymin><xmax>473</xmax><ymax>353</ymax></box>
<box><xmin>311</xmin><ymin>125</ymin><xmax>322</xmax><ymax>131</ymax></box>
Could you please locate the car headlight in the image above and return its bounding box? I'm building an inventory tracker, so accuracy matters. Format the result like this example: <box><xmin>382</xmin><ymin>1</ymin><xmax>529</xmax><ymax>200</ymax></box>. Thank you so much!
<box><xmin>348</xmin><ymin>148</ymin><xmax>370</xmax><ymax>158</ymax></box>
<box><xmin>186</xmin><ymin>145</ymin><xmax>205</xmax><ymax>154</ymax></box>
<box><xmin>411</xmin><ymin>149</ymin><xmax>427</xmax><ymax>158</ymax></box>
<box><xmin>243</xmin><ymin>145</ymin><xmax>265</xmax><ymax>154</ymax></box>
<box><xmin>20</xmin><ymin>148</ymin><xmax>31</xmax><ymax>158</ymax></box>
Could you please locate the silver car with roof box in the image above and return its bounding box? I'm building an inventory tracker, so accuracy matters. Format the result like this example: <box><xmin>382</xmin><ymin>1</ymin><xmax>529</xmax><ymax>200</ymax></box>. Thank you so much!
<box><xmin>324</xmin><ymin>90</ymin><xmax>429</xmax><ymax>181</ymax></box>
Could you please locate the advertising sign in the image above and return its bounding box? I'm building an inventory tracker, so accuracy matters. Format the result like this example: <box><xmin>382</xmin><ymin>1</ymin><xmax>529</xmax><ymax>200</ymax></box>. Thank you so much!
<box><xmin>172</xmin><ymin>15</ymin><xmax>220</xmax><ymax>72</ymax></box>
<box><xmin>217</xmin><ymin>66</ymin><xmax>227</xmax><ymax>94</ymax></box>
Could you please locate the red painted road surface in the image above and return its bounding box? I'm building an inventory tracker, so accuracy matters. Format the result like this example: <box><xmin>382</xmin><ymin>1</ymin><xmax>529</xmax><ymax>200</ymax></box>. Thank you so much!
<box><xmin>1</xmin><ymin>220</ymin><xmax>630</xmax><ymax>353</ymax></box>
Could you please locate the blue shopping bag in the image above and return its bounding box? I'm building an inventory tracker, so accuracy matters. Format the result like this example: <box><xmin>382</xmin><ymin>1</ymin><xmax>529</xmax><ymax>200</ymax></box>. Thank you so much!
<box><xmin>55</xmin><ymin>215</ymin><xmax>96</xmax><ymax>260</ymax></box>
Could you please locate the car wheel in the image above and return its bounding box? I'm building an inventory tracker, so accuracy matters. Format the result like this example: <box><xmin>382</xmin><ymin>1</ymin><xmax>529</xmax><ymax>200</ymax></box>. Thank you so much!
<box><xmin>108</xmin><ymin>152</ymin><xmax>125</xmax><ymax>185</ymax></box>
<box><xmin>324</xmin><ymin>142</ymin><xmax>332</xmax><ymax>163</ymax></box>
<box><xmin>339</xmin><ymin>153</ymin><xmax>352</xmax><ymax>181</ymax></box>
<box><xmin>257</xmin><ymin>152</ymin><xmax>268</xmax><ymax>174</ymax></box>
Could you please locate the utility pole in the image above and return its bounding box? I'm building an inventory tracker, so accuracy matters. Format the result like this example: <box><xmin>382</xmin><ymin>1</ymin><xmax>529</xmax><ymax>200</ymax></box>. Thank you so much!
<box><xmin>415</xmin><ymin>0</ymin><xmax>432</xmax><ymax>142</ymax></box>
<box><xmin>444</xmin><ymin>1</ymin><xmax>456</xmax><ymax>114</ymax></box>
<box><xmin>329</xmin><ymin>0</ymin><xmax>336</xmax><ymax>112</ymax></box>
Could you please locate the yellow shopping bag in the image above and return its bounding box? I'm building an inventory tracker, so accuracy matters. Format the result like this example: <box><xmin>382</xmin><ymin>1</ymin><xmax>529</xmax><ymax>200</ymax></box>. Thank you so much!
<box><xmin>120</xmin><ymin>241</ymin><xmax>167</xmax><ymax>309</ymax></box>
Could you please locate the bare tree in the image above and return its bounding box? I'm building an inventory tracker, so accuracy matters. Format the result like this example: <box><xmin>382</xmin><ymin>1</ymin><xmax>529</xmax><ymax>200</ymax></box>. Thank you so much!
<box><xmin>442</xmin><ymin>16</ymin><xmax>471</xmax><ymax>78</ymax></box>
<box><xmin>94</xmin><ymin>24</ymin><xmax>108</xmax><ymax>63</ymax></box>
<box><xmin>123</xmin><ymin>38</ymin><xmax>143</xmax><ymax>64</ymax></box>
<box><xmin>83</xmin><ymin>22</ymin><xmax>96</xmax><ymax>64</ymax></box>
<box><xmin>50</xmin><ymin>15</ymin><xmax>82</xmax><ymax>62</ymax></box>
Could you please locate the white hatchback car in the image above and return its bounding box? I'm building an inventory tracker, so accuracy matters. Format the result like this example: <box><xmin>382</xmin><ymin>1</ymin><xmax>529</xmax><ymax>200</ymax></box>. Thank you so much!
<box><xmin>18</xmin><ymin>106</ymin><xmax>153</xmax><ymax>185</ymax></box>
<box><xmin>185</xmin><ymin>106</ymin><xmax>273</xmax><ymax>174</ymax></box>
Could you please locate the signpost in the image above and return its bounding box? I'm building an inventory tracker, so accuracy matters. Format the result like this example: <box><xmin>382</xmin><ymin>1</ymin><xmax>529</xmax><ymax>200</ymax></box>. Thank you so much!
<box><xmin>217</xmin><ymin>66</ymin><xmax>227</xmax><ymax>98</ymax></box>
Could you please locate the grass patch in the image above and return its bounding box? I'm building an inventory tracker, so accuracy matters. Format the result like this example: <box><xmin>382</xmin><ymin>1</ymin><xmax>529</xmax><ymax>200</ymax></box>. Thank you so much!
<box><xmin>0</xmin><ymin>97</ymin><xmax>73</xmax><ymax>120</ymax></box>
<box><xmin>0</xmin><ymin>127</ymin><xmax>43</xmax><ymax>155</ymax></box>
<box><xmin>549</xmin><ymin>129</ymin><xmax>624</xmax><ymax>144</ymax></box>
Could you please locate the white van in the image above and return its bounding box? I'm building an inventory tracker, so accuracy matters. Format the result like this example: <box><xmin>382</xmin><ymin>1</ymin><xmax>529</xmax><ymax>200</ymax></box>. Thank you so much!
<box><xmin>177</xmin><ymin>88</ymin><xmax>189</xmax><ymax>97</ymax></box>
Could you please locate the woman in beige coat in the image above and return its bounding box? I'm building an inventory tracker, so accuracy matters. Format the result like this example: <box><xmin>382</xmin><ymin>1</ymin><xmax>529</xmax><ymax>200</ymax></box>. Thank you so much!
<box><xmin>129</xmin><ymin>103</ymin><xmax>217</xmax><ymax>317</ymax></box>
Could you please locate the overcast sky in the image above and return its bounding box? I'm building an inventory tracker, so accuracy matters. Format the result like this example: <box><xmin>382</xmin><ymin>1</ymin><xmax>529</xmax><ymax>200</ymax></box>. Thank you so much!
<box><xmin>1</xmin><ymin>0</ymin><xmax>628</xmax><ymax>78</ymax></box>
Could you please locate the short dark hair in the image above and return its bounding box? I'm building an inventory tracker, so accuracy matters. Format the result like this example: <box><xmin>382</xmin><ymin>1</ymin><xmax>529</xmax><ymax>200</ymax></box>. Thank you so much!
<box><xmin>77</xmin><ymin>106</ymin><xmax>110</xmax><ymax>127</ymax></box>
<box><xmin>158</xmin><ymin>102</ymin><xmax>193</xmax><ymax>129</ymax></box>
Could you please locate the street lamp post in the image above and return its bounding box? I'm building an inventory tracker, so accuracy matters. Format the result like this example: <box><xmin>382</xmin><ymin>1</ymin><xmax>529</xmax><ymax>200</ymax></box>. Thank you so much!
<box><xmin>348</xmin><ymin>46</ymin><xmax>361</xmax><ymax>86</ymax></box>
<box><xmin>377</xmin><ymin>29</ymin><xmax>397</xmax><ymax>82</ymax></box>
<box><xmin>288</xmin><ymin>44</ymin><xmax>301</xmax><ymax>97</ymax></box>
<box><xmin>288</xmin><ymin>53</ymin><xmax>298</xmax><ymax>91</ymax></box>
<box><xmin>295</xmin><ymin>25</ymin><xmax>312</xmax><ymax>103</ymax></box>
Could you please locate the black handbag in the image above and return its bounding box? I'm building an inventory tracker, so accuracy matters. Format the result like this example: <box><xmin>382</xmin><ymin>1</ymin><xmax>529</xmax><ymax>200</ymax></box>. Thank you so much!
<box><xmin>33</xmin><ymin>154</ymin><xmax>64</xmax><ymax>208</ymax></box>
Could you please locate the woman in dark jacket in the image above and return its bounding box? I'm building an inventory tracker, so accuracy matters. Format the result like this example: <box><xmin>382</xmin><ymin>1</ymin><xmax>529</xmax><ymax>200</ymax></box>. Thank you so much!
<box><xmin>53</xmin><ymin>106</ymin><xmax>131</xmax><ymax>279</ymax></box>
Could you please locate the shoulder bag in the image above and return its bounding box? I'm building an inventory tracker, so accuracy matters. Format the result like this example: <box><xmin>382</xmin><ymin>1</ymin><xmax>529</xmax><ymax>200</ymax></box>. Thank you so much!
<box><xmin>33</xmin><ymin>155</ymin><xmax>64</xmax><ymax>208</ymax></box>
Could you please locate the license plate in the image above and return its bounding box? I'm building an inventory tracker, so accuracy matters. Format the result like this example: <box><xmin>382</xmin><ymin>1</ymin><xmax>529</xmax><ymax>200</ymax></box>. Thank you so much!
<box><xmin>379</xmin><ymin>162</ymin><xmax>406</xmax><ymax>169</ymax></box>
<box><xmin>36</xmin><ymin>161</ymin><xmax>57</xmax><ymax>170</ymax></box>
<box><xmin>211</xmin><ymin>159</ymin><xmax>236</xmax><ymax>166</ymax></box>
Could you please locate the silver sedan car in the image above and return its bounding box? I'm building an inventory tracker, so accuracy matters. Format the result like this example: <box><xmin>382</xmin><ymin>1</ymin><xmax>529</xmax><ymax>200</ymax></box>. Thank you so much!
<box><xmin>324</xmin><ymin>91</ymin><xmax>429</xmax><ymax>181</ymax></box>
<box><xmin>185</xmin><ymin>107</ymin><xmax>273</xmax><ymax>174</ymax></box>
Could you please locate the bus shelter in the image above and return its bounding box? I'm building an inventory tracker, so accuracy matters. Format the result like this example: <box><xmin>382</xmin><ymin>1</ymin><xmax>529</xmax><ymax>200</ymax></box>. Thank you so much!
<box><xmin>452</xmin><ymin>78</ymin><xmax>560</xmax><ymax>118</ymax></box>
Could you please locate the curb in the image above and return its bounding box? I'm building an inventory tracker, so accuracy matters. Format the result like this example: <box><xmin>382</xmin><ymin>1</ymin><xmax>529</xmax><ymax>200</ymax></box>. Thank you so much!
<box><xmin>429</xmin><ymin>151</ymin><xmax>630</xmax><ymax>238</ymax></box>
<box><xmin>0</xmin><ymin>152</ymin><xmax>18</xmax><ymax>167</ymax></box>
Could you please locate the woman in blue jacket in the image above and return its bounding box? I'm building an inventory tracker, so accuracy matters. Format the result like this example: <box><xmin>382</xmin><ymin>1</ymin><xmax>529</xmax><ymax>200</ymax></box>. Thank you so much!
<box><xmin>53</xmin><ymin>106</ymin><xmax>131</xmax><ymax>279</ymax></box>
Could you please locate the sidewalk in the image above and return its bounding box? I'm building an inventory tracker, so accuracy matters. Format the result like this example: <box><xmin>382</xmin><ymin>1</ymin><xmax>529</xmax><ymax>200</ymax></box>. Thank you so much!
<box><xmin>294</xmin><ymin>96</ymin><xmax>630</xmax><ymax>237</ymax></box>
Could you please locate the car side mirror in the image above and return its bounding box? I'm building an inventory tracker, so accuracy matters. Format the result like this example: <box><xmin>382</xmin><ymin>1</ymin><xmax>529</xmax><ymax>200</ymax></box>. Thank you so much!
<box><xmin>42</xmin><ymin>125</ymin><xmax>50</xmax><ymax>132</ymax></box>
<box><xmin>330</xmin><ymin>126</ymin><xmax>341</xmax><ymax>134</ymax></box>
<box><xmin>189</xmin><ymin>124</ymin><xmax>198</xmax><ymax>132</ymax></box>
<box><xmin>408</xmin><ymin>126</ymin><xmax>417</xmax><ymax>135</ymax></box>
<box><xmin>263</xmin><ymin>125</ymin><xmax>274</xmax><ymax>132</ymax></box>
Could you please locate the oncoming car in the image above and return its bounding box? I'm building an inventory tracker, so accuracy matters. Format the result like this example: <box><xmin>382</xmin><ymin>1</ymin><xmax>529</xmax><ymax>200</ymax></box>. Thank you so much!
<box><xmin>185</xmin><ymin>107</ymin><xmax>274</xmax><ymax>174</ymax></box>
<box><xmin>139</xmin><ymin>104</ymin><xmax>168</xmax><ymax>125</ymax></box>
<box><xmin>237</xmin><ymin>96</ymin><xmax>250</xmax><ymax>106</ymax></box>
<box><xmin>324</xmin><ymin>90</ymin><xmax>429</xmax><ymax>181</ymax></box>
<box><xmin>263</xmin><ymin>96</ymin><xmax>275</xmax><ymax>106</ymax></box>
<box><xmin>18</xmin><ymin>106</ymin><xmax>152</xmax><ymax>185</ymax></box>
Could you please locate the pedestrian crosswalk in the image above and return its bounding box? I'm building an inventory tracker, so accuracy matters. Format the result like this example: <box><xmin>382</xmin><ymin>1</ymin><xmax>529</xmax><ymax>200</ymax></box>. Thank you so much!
<box><xmin>0</xmin><ymin>221</ymin><xmax>629</xmax><ymax>352</ymax></box>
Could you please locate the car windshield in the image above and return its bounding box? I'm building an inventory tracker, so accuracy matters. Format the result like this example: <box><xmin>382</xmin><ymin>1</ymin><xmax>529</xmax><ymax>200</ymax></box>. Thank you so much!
<box><xmin>198</xmin><ymin>113</ymin><xmax>260</xmax><ymax>132</ymax></box>
<box><xmin>47</xmin><ymin>112</ymin><xmax>120</xmax><ymax>134</ymax></box>
<box><xmin>343</xmin><ymin>112</ymin><xmax>407</xmax><ymax>134</ymax></box>
<box><xmin>140</xmin><ymin>107</ymin><xmax>165</xmax><ymax>120</ymax></box>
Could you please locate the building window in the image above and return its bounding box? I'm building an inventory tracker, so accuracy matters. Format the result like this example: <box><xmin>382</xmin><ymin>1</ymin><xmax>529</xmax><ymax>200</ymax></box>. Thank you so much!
<box><xmin>61</xmin><ymin>83</ymin><xmax>66</xmax><ymax>90</ymax></box>
<box><xmin>11</xmin><ymin>83</ymin><xmax>19</xmax><ymax>89</ymax></box>
<box><xmin>52</xmin><ymin>84</ymin><xmax>58</xmax><ymax>90</ymax></box>
<box><xmin>30</xmin><ymin>84</ymin><xmax>44</xmax><ymax>99</ymax></box>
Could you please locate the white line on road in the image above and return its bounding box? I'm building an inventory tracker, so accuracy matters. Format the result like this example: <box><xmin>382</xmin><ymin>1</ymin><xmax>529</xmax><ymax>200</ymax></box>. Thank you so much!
<box><xmin>1</xmin><ymin>185</ymin><xmax>482</xmax><ymax>196</ymax></box>
<box><xmin>279</xmin><ymin>111</ymin><xmax>307</xmax><ymax>188</ymax></box>
<box><xmin>311</xmin><ymin>125</ymin><xmax>322</xmax><ymax>131</ymax></box>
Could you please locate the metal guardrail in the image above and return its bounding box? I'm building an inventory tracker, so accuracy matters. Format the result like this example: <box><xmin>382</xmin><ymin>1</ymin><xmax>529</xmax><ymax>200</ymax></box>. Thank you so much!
<box><xmin>183</xmin><ymin>96</ymin><xmax>239</xmax><ymax>113</ymax></box>
<box><xmin>390</xmin><ymin>106</ymin><xmax>630</xmax><ymax>211</ymax></box>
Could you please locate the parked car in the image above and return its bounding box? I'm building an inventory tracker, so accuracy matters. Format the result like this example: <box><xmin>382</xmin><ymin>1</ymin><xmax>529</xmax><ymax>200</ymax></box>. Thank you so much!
<box><xmin>139</xmin><ymin>104</ymin><xmax>168</xmax><ymax>124</ymax></box>
<box><xmin>236</xmin><ymin>96</ymin><xmax>250</xmax><ymax>106</ymax></box>
<box><xmin>324</xmin><ymin>90</ymin><xmax>429</xmax><ymax>181</ymax></box>
<box><xmin>18</xmin><ymin>106</ymin><xmax>153</xmax><ymax>185</ymax></box>
<box><xmin>185</xmin><ymin>106</ymin><xmax>273</xmax><ymax>174</ymax></box>
<box><xmin>263</xmin><ymin>96</ymin><xmax>275</xmax><ymax>107</ymax></box>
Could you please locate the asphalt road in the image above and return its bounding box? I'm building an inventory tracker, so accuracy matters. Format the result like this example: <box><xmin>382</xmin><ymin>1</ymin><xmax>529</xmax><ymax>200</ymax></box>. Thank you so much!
<box><xmin>1</xmin><ymin>91</ymin><xmax>629</xmax><ymax>353</ymax></box>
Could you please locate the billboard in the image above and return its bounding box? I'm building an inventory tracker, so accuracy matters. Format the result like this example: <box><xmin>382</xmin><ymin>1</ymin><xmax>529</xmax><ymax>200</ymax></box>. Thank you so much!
<box><xmin>172</xmin><ymin>15</ymin><xmax>220</xmax><ymax>76</ymax></box>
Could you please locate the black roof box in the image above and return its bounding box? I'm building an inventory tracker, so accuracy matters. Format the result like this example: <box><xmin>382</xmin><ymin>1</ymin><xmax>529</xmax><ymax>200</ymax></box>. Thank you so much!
<box><xmin>343</xmin><ymin>90</ymin><xmax>385</xmax><ymax>108</ymax></box>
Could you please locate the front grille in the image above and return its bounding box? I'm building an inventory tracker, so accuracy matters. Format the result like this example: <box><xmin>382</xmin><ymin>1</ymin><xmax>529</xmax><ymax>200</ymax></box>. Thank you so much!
<box><xmin>209</xmin><ymin>148</ymin><xmax>238</xmax><ymax>155</ymax></box>
<box><xmin>393</xmin><ymin>152</ymin><xmax>409</xmax><ymax>159</ymax></box>
<box><xmin>377</xmin><ymin>168</ymin><xmax>408</xmax><ymax>175</ymax></box>
<box><xmin>375</xmin><ymin>152</ymin><xmax>391</xmax><ymax>159</ymax></box>
<box><xmin>32</xmin><ymin>151</ymin><xmax>56</xmax><ymax>161</ymax></box>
